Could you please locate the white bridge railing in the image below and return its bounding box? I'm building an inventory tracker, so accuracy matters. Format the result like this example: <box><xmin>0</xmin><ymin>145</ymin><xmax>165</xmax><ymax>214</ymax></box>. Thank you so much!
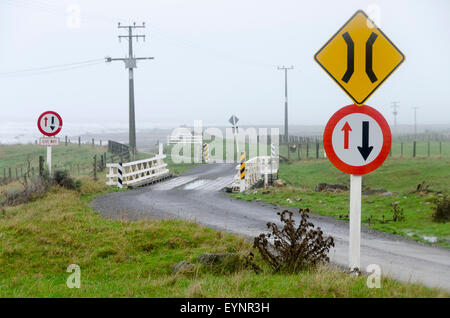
<box><xmin>232</xmin><ymin>156</ymin><xmax>278</xmax><ymax>192</ymax></box>
<box><xmin>106</xmin><ymin>154</ymin><xmax>170</xmax><ymax>188</ymax></box>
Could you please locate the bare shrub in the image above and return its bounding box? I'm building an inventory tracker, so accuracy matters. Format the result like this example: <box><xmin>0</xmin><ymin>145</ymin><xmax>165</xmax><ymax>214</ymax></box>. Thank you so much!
<box><xmin>1</xmin><ymin>178</ymin><xmax>49</xmax><ymax>207</ymax></box>
<box><xmin>392</xmin><ymin>204</ymin><xmax>405</xmax><ymax>222</ymax></box>
<box><xmin>253</xmin><ymin>208</ymin><xmax>335</xmax><ymax>273</ymax></box>
<box><xmin>0</xmin><ymin>170</ymin><xmax>81</xmax><ymax>207</ymax></box>
<box><xmin>433</xmin><ymin>196</ymin><xmax>450</xmax><ymax>223</ymax></box>
<box><xmin>52</xmin><ymin>170</ymin><xmax>81</xmax><ymax>190</ymax></box>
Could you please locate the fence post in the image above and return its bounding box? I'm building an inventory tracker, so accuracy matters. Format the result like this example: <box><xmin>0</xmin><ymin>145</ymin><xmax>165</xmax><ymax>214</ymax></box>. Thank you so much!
<box><xmin>316</xmin><ymin>141</ymin><xmax>319</xmax><ymax>159</ymax></box>
<box><xmin>400</xmin><ymin>142</ymin><xmax>403</xmax><ymax>157</ymax></box>
<box><xmin>93</xmin><ymin>155</ymin><xmax>97</xmax><ymax>181</ymax></box>
<box><xmin>15</xmin><ymin>168</ymin><xmax>18</xmax><ymax>179</ymax></box>
<box><xmin>440</xmin><ymin>141</ymin><xmax>442</xmax><ymax>156</ymax></box>
<box><xmin>8</xmin><ymin>168</ymin><xmax>12</xmax><ymax>180</ymax></box>
<box><xmin>39</xmin><ymin>156</ymin><xmax>44</xmax><ymax>177</ymax></box>
<box><xmin>306</xmin><ymin>141</ymin><xmax>309</xmax><ymax>159</ymax></box>
<box><xmin>78</xmin><ymin>137</ymin><xmax>81</xmax><ymax>147</ymax></box>
<box><xmin>287</xmin><ymin>142</ymin><xmax>290</xmax><ymax>161</ymax></box>
<box><xmin>427</xmin><ymin>141</ymin><xmax>430</xmax><ymax>157</ymax></box>
<box><xmin>413</xmin><ymin>141</ymin><xmax>416</xmax><ymax>158</ymax></box>
<box><xmin>77</xmin><ymin>164</ymin><xmax>80</xmax><ymax>175</ymax></box>
<box><xmin>65</xmin><ymin>136</ymin><xmax>68</xmax><ymax>146</ymax></box>
<box><xmin>297</xmin><ymin>143</ymin><xmax>301</xmax><ymax>160</ymax></box>
<box><xmin>100</xmin><ymin>155</ymin><xmax>104</xmax><ymax>170</ymax></box>
<box><xmin>92</xmin><ymin>138</ymin><xmax>95</xmax><ymax>147</ymax></box>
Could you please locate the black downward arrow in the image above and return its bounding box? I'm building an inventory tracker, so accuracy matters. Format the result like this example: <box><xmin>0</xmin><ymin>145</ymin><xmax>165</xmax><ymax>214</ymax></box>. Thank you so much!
<box><xmin>357</xmin><ymin>121</ymin><xmax>373</xmax><ymax>161</ymax></box>
<box><xmin>50</xmin><ymin>116</ymin><xmax>55</xmax><ymax>131</ymax></box>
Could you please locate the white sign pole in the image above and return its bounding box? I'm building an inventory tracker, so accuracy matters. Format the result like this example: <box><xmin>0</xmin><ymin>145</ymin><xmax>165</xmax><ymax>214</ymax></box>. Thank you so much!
<box><xmin>47</xmin><ymin>146</ymin><xmax>52</xmax><ymax>175</ymax></box>
<box><xmin>234</xmin><ymin>126</ymin><xmax>240</xmax><ymax>159</ymax></box>
<box><xmin>349</xmin><ymin>174</ymin><xmax>361</xmax><ymax>271</ymax></box>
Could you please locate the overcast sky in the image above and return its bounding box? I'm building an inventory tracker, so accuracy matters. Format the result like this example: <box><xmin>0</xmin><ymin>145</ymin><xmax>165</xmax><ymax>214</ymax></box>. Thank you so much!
<box><xmin>0</xmin><ymin>0</ymin><xmax>449</xmax><ymax>129</ymax></box>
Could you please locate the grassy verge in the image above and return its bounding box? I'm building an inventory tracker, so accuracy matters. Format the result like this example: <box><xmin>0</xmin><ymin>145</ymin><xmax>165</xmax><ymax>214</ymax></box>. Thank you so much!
<box><xmin>231</xmin><ymin>157</ymin><xmax>450</xmax><ymax>248</ymax></box>
<box><xmin>0</xmin><ymin>178</ymin><xmax>447</xmax><ymax>297</ymax></box>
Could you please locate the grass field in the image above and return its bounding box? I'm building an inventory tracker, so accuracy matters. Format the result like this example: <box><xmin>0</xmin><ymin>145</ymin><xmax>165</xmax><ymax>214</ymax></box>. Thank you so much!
<box><xmin>231</xmin><ymin>157</ymin><xmax>450</xmax><ymax>247</ymax></box>
<box><xmin>0</xmin><ymin>178</ymin><xmax>447</xmax><ymax>297</ymax></box>
<box><xmin>0</xmin><ymin>144</ymin><xmax>108</xmax><ymax>177</ymax></box>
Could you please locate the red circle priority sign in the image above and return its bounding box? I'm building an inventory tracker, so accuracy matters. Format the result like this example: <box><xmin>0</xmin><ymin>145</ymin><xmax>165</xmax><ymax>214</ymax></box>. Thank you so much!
<box><xmin>37</xmin><ymin>111</ymin><xmax>63</xmax><ymax>137</ymax></box>
<box><xmin>323</xmin><ymin>104</ymin><xmax>391</xmax><ymax>175</ymax></box>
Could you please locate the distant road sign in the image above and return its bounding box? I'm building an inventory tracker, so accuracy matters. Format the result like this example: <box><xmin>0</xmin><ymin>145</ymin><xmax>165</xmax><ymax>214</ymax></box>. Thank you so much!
<box><xmin>229</xmin><ymin>115</ymin><xmax>239</xmax><ymax>126</ymax></box>
<box><xmin>37</xmin><ymin>111</ymin><xmax>63</xmax><ymax>137</ymax></box>
<box><xmin>39</xmin><ymin>137</ymin><xmax>60</xmax><ymax>146</ymax></box>
<box><xmin>314</xmin><ymin>10</ymin><xmax>405</xmax><ymax>105</ymax></box>
<box><xmin>323</xmin><ymin>104</ymin><xmax>391</xmax><ymax>175</ymax></box>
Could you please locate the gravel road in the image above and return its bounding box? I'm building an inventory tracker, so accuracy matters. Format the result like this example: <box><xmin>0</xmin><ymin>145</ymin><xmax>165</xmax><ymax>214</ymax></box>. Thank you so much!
<box><xmin>91</xmin><ymin>163</ymin><xmax>450</xmax><ymax>290</ymax></box>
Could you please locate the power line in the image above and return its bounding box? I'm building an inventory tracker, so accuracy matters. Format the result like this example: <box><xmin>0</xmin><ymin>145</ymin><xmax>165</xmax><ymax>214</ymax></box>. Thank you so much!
<box><xmin>1</xmin><ymin>0</ymin><xmax>279</xmax><ymax>70</ymax></box>
<box><xmin>1</xmin><ymin>62</ymin><xmax>105</xmax><ymax>78</ymax></box>
<box><xmin>0</xmin><ymin>58</ymin><xmax>105</xmax><ymax>76</ymax></box>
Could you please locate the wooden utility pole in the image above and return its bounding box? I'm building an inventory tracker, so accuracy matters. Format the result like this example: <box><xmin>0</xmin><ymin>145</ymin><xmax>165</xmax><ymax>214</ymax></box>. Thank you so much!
<box><xmin>277</xmin><ymin>65</ymin><xmax>294</xmax><ymax>143</ymax></box>
<box><xmin>106</xmin><ymin>22</ymin><xmax>154</xmax><ymax>155</ymax></box>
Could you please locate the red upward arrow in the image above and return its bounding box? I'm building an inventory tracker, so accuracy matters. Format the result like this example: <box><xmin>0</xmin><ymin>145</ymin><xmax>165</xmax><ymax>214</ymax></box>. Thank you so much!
<box><xmin>341</xmin><ymin>122</ymin><xmax>352</xmax><ymax>149</ymax></box>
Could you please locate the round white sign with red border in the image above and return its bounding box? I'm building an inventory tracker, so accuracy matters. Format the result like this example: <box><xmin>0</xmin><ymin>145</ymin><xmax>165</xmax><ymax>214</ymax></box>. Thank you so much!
<box><xmin>323</xmin><ymin>104</ymin><xmax>391</xmax><ymax>175</ymax></box>
<box><xmin>37</xmin><ymin>111</ymin><xmax>63</xmax><ymax>137</ymax></box>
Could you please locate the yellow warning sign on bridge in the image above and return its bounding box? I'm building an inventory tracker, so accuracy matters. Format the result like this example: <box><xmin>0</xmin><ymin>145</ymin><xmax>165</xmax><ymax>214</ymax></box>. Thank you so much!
<box><xmin>314</xmin><ymin>10</ymin><xmax>405</xmax><ymax>104</ymax></box>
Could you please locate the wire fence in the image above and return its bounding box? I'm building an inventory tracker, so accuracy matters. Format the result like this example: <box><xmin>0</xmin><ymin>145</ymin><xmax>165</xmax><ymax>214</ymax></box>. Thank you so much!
<box><xmin>0</xmin><ymin>138</ymin><xmax>134</xmax><ymax>186</ymax></box>
<box><xmin>279</xmin><ymin>136</ymin><xmax>450</xmax><ymax>161</ymax></box>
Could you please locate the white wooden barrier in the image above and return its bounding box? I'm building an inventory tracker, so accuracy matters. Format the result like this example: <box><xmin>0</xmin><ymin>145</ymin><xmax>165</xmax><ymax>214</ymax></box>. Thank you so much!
<box><xmin>231</xmin><ymin>156</ymin><xmax>277</xmax><ymax>192</ymax></box>
<box><xmin>106</xmin><ymin>154</ymin><xmax>169</xmax><ymax>188</ymax></box>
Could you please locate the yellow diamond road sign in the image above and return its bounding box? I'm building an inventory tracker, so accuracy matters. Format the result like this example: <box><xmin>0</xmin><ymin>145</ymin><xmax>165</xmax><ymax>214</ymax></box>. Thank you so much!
<box><xmin>314</xmin><ymin>10</ymin><xmax>405</xmax><ymax>105</ymax></box>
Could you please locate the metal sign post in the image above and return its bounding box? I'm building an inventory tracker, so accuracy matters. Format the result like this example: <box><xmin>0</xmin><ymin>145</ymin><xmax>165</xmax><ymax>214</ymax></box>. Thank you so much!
<box><xmin>229</xmin><ymin>115</ymin><xmax>240</xmax><ymax>160</ymax></box>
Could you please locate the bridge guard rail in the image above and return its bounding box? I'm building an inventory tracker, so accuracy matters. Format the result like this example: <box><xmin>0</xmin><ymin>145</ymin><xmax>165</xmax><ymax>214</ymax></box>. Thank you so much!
<box><xmin>231</xmin><ymin>156</ymin><xmax>278</xmax><ymax>192</ymax></box>
<box><xmin>106</xmin><ymin>155</ymin><xmax>170</xmax><ymax>188</ymax></box>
